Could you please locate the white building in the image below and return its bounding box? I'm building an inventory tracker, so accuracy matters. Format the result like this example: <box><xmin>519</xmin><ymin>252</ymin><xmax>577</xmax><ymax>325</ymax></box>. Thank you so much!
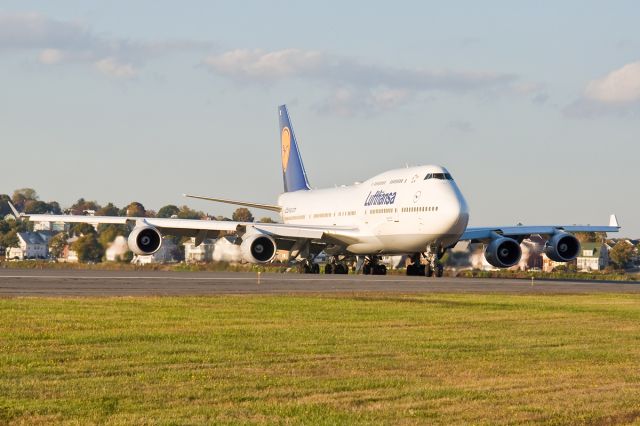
<box><xmin>183</xmin><ymin>236</ymin><xmax>243</xmax><ymax>263</ymax></box>
<box><xmin>6</xmin><ymin>232</ymin><xmax>49</xmax><ymax>260</ymax></box>
<box><xmin>106</xmin><ymin>236</ymin><xmax>129</xmax><ymax>262</ymax></box>
<box><xmin>184</xmin><ymin>238</ymin><xmax>216</xmax><ymax>262</ymax></box>
<box><xmin>132</xmin><ymin>237</ymin><xmax>178</xmax><ymax>265</ymax></box>
<box><xmin>576</xmin><ymin>242</ymin><xmax>609</xmax><ymax>271</ymax></box>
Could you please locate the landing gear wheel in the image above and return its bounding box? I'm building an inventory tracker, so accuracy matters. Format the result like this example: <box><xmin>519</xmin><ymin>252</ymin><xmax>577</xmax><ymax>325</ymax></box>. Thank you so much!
<box><xmin>373</xmin><ymin>264</ymin><xmax>387</xmax><ymax>275</ymax></box>
<box><xmin>424</xmin><ymin>263</ymin><xmax>433</xmax><ymax>277</ymax></box>
<box><xmin>363</xmin><ymin>264</ymin><xmax>372</xmax><ymax>275</ymax></box>
<box><xmin>335</xmin><ymin>264</ymin><xmax>348</xmax><ymax>274</ymax></box>
<box><xmin>311</xmin><ymin>263</ymin><xmax>320</xmax><ymax>274</ymax></box>
<box><xmin>324</xmin><ymin>264</ymin><xmax>334</xmax><ymax>274</ymax></box>
<box><xmin>298</xmin><ymin>263</ymin><xmax>311</xmax><ymax>274</ymax></box>
<box><xmin>434</xmin><ymin>264</ymin><xmax>444</xmax><ymax>278</ymax></box>
<box><xmin>406</xmin><ymin>264</ymin><xmax>416</xmax><ymax>276</ymax></box>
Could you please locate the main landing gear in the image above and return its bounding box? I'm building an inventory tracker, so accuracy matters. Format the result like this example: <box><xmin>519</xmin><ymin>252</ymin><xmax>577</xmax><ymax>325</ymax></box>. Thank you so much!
<box><xmin>297</xmin><ymin>260</ymin><xmax>320</xmax><ymax>274</ymax></box>
<box><xmin>324</xmin><ymin>257</ymin><xmax>349</xmax><ymax>274</ymax></box>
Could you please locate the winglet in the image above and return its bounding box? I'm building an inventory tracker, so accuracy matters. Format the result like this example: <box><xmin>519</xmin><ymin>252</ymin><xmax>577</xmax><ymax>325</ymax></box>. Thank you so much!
<box><xmin>7</xmin><ymin>201</ymin><xmax>22</xmax><ymax>220</ymax></box>
<box><xmin>609</xmin><ymin>214</ymin><xmax>619</xmax><ymax>228</ymax></box>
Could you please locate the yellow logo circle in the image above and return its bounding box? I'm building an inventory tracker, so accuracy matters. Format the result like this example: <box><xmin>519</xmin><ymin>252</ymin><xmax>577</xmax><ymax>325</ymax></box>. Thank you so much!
<box><xmin>281</xmin><ymin>127</ymin><xmax>291</xmax><ymax>171</ymax></box>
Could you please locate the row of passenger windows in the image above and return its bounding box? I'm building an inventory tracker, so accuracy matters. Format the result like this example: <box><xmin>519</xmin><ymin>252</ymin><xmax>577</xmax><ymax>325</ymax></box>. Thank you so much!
<box><xmin>313</xmin><ymin>212</ymin><xmax>332</xmax><ymax>218</ymax></box>
<box><xmin>402</xmin><ymin>206</ymin><xmax>439</xmax><ymax>212</ymax></box>
<box><xmin>283</xmin><ymin>215</ymin><xmax>305</xmax><ymax>221</ymax></box>
<box><xmin>425</xmin><ymin>173</ymin><xmax>453</xmax><ymax>180</ymax></box>
<box><xmin>369</xmin><ymin>208</ymin><xmax>394</xmax><ymax>214</ymax></box>
<box><xmin>337</xmin><ymin>211</ymin><xmax>357</xmax><ymax>216</ymax></box>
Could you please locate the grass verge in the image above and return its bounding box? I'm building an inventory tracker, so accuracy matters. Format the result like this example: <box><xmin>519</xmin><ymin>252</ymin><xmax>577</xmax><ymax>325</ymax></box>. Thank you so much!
<box><xmin>1</xmin><ymin>294</ymin><xmax>640</xmax><ymax>424</ymax></box>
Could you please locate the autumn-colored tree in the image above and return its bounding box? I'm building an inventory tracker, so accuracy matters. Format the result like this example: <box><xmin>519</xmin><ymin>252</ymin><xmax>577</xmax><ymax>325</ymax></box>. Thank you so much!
<box><xmin>232</xmin><ymin>208</ymin><xmax>254</xmax><ymax>223</ymax></box>
<box><xmin>125</xmin><ymin>202</ymin><xmax>146</xmax><ymax>217</ymax></box>
<box><xmin>49</xmin><ymin>233</ymin><xmax>68</xmax><ymax>259</ymax></box>
<box><xmin>259</xmin><ymin>217</ymin><xmax>275</xmax><ymax>223</ymax></box>
<box><xmin>573</xmin><ymin>232</ymin><xmax>606</xmax><ymax>243</ymax></box>
<box><xmin>12</xmin><ymin>188</ymin><xmax>38</xmax><ymax>210</ymax></box>
<box><xmin>609</xmin><ymin>241</ymin><xmax>635</xmax><ymax>268</ymax></box>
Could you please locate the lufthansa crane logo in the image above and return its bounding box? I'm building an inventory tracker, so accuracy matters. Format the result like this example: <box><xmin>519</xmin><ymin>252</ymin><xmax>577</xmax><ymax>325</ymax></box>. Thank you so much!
<box><xmin>281</xmin><ymin>127</ymin><xmax>291</xmax><ymax>171</ymax></box>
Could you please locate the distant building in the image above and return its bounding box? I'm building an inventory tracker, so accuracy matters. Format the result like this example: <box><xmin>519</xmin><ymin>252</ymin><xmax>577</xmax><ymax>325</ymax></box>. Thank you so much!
<box><xmin>34</xmin><ymin>221</ymin><xmax>69</xmax><ymax>232</ymax></box>
<box><xmin>132</xmin><ymin>237</ymin><xmax>178</xmax><ymax>265</ymax></box>
<box><xmin>6</xmin><ymin>232</ymin><xmax>50</xmax><ymax>260</ymax></box>
<box><xmin>184</xmin><ymin>238</ymin><xmax>216</xmax><ymax>262</ymax></box>
<box><xmin>576</xmin><ymin>242</ymin><xmax>609</xmax><ymax>271</ymax></box>
<box><xmin>183</xmin><ymin>236</ymin><xmax>244</xmax><ymax>263</ymax></box>
<box><xmin>60</xmin><ymin>236</ymin><xmax>80</xmax><ymax>263</ymax></box>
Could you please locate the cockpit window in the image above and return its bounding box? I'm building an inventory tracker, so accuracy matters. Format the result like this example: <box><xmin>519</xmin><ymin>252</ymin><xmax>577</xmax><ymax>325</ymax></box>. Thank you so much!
<box><xmin>424</xmin><ymin>173</ymin><xmax>453</xmax><ymax>180</ymax></box>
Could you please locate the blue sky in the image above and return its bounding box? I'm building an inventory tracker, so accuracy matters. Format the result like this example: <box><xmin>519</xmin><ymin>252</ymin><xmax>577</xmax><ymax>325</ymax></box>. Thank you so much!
<box><xmin>2</xmin><ymin>1</ymin><xmax>639</xmax><ymax>236</ymax></box>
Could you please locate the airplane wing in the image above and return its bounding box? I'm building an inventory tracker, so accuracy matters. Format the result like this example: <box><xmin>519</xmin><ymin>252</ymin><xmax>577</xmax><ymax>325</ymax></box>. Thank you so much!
<box><xmin>460</xmin><ymin>214</ymin><xmax>620</xmax><ymax>242</ymax></box>
<box><xmin>11</xmin><ymin>205</ymin><xmax>360</xmax><ymax>246</ymax></box>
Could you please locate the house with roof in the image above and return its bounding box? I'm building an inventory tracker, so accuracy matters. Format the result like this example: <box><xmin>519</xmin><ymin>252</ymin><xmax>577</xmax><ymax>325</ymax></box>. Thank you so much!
<box><xmin>6</xmin><ymin>232</ymin><xmax>50</xmax><ymax>260</ymax></box>
<box><xmin>576</xmin><ymin>242</ymin><xmax>609</xmax><ymax>271</ymax></box>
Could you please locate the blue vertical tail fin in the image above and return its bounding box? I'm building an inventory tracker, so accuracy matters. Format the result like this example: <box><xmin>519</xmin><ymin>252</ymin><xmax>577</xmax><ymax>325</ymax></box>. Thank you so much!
<box><xmin>279</xmin><ymin>105</ymin><xmax>311</xmax><ymax>192</ymax></box>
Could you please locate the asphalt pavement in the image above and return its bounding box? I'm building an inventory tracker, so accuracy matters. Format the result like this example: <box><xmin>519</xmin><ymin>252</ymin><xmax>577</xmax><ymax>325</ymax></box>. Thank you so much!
<box><xmin>0</xmin><ymin>269</ymin><xmax>639</xmax><ymax>296</ymax></box>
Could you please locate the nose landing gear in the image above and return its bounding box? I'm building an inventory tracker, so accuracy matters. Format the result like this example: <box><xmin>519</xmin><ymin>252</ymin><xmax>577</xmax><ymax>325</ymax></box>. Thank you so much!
<box><xmin>362</xmin><ymin>256</ymin><xmax>387</xmax><ymax>275</ymax></box>
<box><xmin>406</xmin><ymin>246</ymin><xmax>445</xmax><ymax>277</ymax></box>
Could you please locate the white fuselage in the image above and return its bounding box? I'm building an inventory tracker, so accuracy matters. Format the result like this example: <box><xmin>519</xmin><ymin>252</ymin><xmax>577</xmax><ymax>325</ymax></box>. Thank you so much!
<box><xmin>277</xmin><ymin>165</ymin><xmax>469</xmax><ymax>255</ymax></box>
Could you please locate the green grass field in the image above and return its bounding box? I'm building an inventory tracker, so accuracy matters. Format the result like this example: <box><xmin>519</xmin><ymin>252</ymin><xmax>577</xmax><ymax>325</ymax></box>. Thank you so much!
<box><xmin>1</xmin><ymin>294</ymin><xmax>640</xmax><ymax>425</ymax></box>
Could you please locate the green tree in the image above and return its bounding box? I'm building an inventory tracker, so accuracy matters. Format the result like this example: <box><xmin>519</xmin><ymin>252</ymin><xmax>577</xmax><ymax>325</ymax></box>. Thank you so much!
<box><xmin>158</xmin><ymin>205</ymin><xmax>180</xmax><ymax>218</ymax></box>
<box><xmin>24</xmin><ymin>200</ymin><xmax>50</xmax><ymax>214</ymax></box>
<box><xmin>46</xmin><ymin>201</ymin><xmax>62</xmax><ymax>215</ymax></box>
<box><xmin>0</xmin><ymin>194</ymin><xmax>11</xmax><ymax>217</ymax></box>
<box><xmin>70</xmin><ymin>223</ymin><xmax>97</xmax><ymax>237</ymax></box>
<box><xmin>49</xmin><ymin>233</ymin><xmax>68</xmax><ymax>259</ymax></box>
<box><xmin>609</xmin><ymin>241</ymin><xmax>635</xmax><ymax>269</ymax></box>
<box><xmin>96</xmin><ymin>203</ymin><xmax>120</xmax><ymax>216</ymax></box>
<box><xmin>69</xmin><ymin>198</ymin><xmax>101</xmax><ymax>215</ymax></box>
<box><xmin>2</xmin><ymin>229</ymin><xmax>19</xmax><ymax>248</ymax></box>
<box><xmin>97</xmin><ymin>224</ymin><xmax>128</xmax><ymax>247</ymax></box>
<box><xmin>72</xmin><ymin>233</ymin><xmax>104</xmax><ymax>263</ymax></box>
<box><xmin>232</xmin><ymin>208</ymin><xmax>254</xmax><ymax>223</ymax></box>
<box><xmin>177</xmin><ymin>205</ymin><xmax>203</xmax><ymax>220</ymax></box>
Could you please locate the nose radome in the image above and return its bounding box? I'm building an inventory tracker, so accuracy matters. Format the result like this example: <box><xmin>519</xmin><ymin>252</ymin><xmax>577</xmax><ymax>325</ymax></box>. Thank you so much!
<box><xmin>443</xmin><ymin>185</ymin><xmax>469</xmax><ymax>235</ymax></box>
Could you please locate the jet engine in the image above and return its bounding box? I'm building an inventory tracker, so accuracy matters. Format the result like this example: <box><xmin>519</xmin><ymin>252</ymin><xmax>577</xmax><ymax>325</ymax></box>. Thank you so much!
<box><xmin>484</xmin><ymin>237</ymin><xmax>522</xmax><ymax>268</ymax></box>
<box><xmin>128</xmin><ymin>225</ymin><xmax>162</xmax><ymax>255</ymax></box>
<box><xmin>240</xmin><ymin>234</ymin><xmax>277</xmax><ymax>263</ymax></box>
<box><xmin>544</xmin><ymin>232</ymin><xmax>580</xmax><ymax>262</ymax></box>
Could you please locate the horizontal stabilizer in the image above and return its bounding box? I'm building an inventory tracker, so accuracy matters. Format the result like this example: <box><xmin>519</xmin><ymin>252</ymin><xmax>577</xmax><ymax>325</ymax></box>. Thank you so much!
<box><xmin>183</xmin><ymin>194</ymin><xmax>282</xmax><ymax>213</ymax></box>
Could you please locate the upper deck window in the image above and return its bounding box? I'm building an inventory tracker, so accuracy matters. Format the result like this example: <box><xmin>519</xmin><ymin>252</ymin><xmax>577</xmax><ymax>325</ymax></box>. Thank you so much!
<box><xmin>424</xmin><ymin>173</ymin><xmax>453</xmax><ymax>180</ymax></box>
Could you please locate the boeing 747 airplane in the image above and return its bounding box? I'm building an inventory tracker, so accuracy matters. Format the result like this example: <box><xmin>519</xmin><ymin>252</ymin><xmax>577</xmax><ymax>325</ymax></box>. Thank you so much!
<box><xmin>9</xmin><ymin>105</ymin><xmax>620</xmax><ymax>276</ymax></box>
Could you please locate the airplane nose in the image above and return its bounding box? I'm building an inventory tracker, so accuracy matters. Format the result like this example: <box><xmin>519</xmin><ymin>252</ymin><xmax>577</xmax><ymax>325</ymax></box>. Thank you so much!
<box><xmin>444</xmin><ymin>185</ymin><xmax>469</xmax><ymax>236</ymax></box>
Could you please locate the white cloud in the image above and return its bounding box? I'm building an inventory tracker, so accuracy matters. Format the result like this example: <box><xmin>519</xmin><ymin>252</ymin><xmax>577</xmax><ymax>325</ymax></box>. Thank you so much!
<box><xmin>584</xmin><ymin>61</ymin><xmax>640</xmax><ymax>104</ymax></box>
<box><xmin>94</xmin><ymin>57</ymin><xmax>137</xmax><ymax>78</ymax></box>
<box><xmin>0</xmin><ymin>12</ymin><xmax>213</xmax><ymax>79</ymax></box>
<box><xmin>203</xmin><ymin>48</ymin><xmax>524</xmax><ymax>115</ymax></box>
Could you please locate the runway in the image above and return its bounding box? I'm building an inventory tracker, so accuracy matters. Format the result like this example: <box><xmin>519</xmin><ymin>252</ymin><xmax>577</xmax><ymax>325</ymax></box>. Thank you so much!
<box><xmin>0</xmin><ymin>269</ymin><xmax>639</xmax><ymax>296</ymax></box>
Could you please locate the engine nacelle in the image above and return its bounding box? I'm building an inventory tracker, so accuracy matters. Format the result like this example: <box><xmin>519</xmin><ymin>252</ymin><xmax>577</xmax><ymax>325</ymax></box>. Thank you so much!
<box><xmin>485</xmin><ymin>237</ymin><xmax>522</xmax><ymax>268</ymax></box>
<box><xmin>544</xmin><ymin>232</ymin><xmax>580</xmax><ymax>262</ymax></box>
<box><xmin>128</xmin><ymin>225</ymin><xmax>162</xmax><ymax>255</ymax></box>
<box><xmin>240</xmin><ymin>234</ymin><xmax>276</xmax><ymax>263</ymax></box>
